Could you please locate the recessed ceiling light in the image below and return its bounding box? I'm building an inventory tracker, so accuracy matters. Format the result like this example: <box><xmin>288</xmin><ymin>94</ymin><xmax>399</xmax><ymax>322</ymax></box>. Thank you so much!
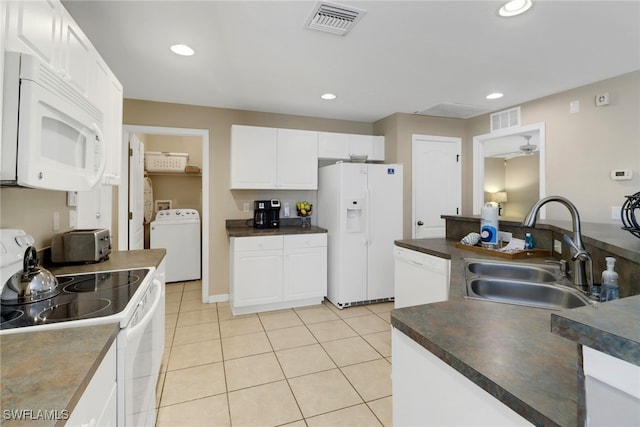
<box><xmin>321</xmin><ymin>93</ymin><xmax>337</xmax><ymax>100</ymax></box>
<box><xmin>170</xmin><ymin>44</ymin><xmax>195</xmax><ymax>56</ymax></box>
<box><xmin>498</xmin><ymin>0</ymin><xmax>533</xmax><ymax>17</ymax></box>
<box><xmin>486</xmin><ymin>92</ymin><xmax>504</xmax><ymax>100</ymax></box>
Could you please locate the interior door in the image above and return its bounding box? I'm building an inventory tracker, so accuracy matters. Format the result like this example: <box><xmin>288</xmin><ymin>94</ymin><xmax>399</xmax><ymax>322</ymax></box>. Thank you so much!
<box><xmin>128</xmin><ymin>134</ymin><xmax>144</xmax><ymax>250</ymax></box>
<box><xmin>412</xmin><ymin>136</ymin><xmax>461</xmax><ymax>238</ymax></box>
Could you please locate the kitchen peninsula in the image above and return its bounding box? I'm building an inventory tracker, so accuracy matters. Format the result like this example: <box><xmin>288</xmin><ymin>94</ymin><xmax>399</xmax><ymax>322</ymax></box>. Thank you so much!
<box><xmin>391</xmin><ymin>217</ymin><xmax>640</xmax><ymax>426</ymax></box>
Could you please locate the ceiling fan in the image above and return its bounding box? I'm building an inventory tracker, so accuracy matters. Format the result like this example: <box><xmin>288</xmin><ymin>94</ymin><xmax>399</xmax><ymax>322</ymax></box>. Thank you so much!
<box><xmin>496</xmin><ymin>135</ymin><xmax>538</xmax><ymax>159</ymax></box>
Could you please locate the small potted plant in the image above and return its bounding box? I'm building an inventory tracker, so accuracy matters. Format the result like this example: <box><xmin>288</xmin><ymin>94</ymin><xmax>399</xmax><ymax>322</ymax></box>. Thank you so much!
<box><xmin>296</xmin><ymin>201</ymin><xmax>312</xmax><ymax>227</ymax></box>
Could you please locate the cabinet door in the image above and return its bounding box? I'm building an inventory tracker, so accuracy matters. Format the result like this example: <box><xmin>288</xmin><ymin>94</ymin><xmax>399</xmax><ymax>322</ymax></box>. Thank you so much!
<box><xmin>318</xmin><ymin>132</ymin><xmax>349</xmax><ymax>160</ymax></box>
<box><xmin>348</xmin><ymin>134</ymin><xmax>376</xmax><ymax>158</ymax></box>
<box><xmin>66</xmin><ymin>340</ymin><xmax>117</xmax><ymax>427</ymax></box>
<box><xmin>230</xmin><ymin>125</ymin><xmax>277</xmax><ymax>189</ymax></box>
<box><xmin>59</xmin><ymin>7</ymin><xmax>93</xmax><ymax>98</ymax></box>
<box><xmin>370</xmin><ymin>136</ymin><xmax>385</xmax><ymax>161</ymax></box>
<box><xmin>233</xmin><ymin>250</ymin><xmax>283</xmax><ymax>307</ymax></box>
<box><xmin>103</xmin><ymin>72</ymin><xmax>123</xmax><ymax>185</ymax></box>
<box><xmin>284</xmin><ymin>246</ymin><xmax>327</xmax><ymax>301</ymax></box>
<box><xmin>76</xmin><ymin>184</ymin><xmax>112</xmax><ymax>229</ymax></box>
<box><xmin>276</xmin><ymin>129</ymin><xmax>318</xmax><ymax>189</ymax></box>
<box><xmin>5</xmin><ymin>0</ymin><xmax>60</xmax><ymax>66</ymax></box>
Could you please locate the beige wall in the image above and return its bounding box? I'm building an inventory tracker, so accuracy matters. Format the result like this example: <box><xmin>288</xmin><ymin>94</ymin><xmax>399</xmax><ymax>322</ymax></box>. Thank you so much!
<box><xmin>465</xmin><ymin>70</ymin><xmax>640</xmax><ymax>222</ymax></box>
<box><xmin>123</xmin><ymin>100</ymin><xmax>375</xmax><ymax>297</ymax></box>
<box><xmin>374</xmin><ymin>113</ymin><xmax>466</xmax><ymax>238</ymax></box>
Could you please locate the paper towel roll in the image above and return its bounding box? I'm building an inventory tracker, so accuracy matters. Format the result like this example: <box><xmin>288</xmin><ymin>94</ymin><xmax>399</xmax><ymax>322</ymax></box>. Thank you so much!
<box><xmin>480</xmin><ymin>203</ymin><xmax>499</xmax><ymax>247</ymax></box>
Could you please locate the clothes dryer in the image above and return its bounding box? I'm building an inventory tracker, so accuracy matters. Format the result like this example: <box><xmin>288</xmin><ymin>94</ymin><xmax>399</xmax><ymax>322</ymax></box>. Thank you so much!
<box><xmin>150</xmin><ymin>209</ymin><xmax>201</xmax><ymax>282</ymax></box>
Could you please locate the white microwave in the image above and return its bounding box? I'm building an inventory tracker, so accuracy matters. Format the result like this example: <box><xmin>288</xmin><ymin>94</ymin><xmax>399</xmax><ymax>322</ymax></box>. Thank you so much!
<box><xmin>1</xmin><ymin>52</ymin><xmax>105</xmax><ymax>191</ymax></box>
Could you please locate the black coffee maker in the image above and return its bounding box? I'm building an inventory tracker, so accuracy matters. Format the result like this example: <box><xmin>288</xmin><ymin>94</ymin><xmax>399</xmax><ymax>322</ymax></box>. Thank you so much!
<box><xmin>254</xmin><ymin>199</ymin><xmax>280</xmax><ymax>229</ymax></box>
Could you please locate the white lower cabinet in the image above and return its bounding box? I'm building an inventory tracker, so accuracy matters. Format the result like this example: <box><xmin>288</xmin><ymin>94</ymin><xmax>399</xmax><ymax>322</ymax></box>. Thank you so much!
<box><xmin>392</xmin><ymin>328</ymin><xmax>532</xmax><ymax>426</ymax></box>
<box><xmin>393</xmin><ymin>246</ymin><xmax>450</xmax><ymax>308</ymax></box>
<box><xmin>230</xmin><ymin>234</ymin><xmax>327</xmax><ymax>315</ymax></box>
<box><xmin>66</xmin><ymin>339</ymin><xmax>117</xmax><ymax>427</ymax></box>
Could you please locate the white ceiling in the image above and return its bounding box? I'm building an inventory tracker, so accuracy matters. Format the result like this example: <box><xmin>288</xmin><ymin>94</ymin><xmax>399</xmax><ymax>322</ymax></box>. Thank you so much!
<box><xmin>62</xmin><ymin>0</ymin><xmax>640</xmax><ymax>123</ymax></box>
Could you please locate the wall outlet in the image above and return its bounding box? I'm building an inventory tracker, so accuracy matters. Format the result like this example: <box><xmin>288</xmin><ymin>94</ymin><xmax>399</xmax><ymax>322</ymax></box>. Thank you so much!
<box><xmin>611</xmin><ymin>206</ymin><xmax>621</xmax><ymax>221</ymax></box>
<box><xmin>595</xmin><ymin>92</ymin><xmax>610</xmax><ymax>107</ymax></box>
<box><xmin>243</xmin><ymin>202</ymin><xmax>250</xmax><ymax>213</ymax></box>
<box><xmin>553</xmin><ymin>239</ymin><xmax>562</xmax><ymax>254</ymax></box>
<box><xmin>283</xmin><ymin>202</ymin><xmax>290</xmax><ymax>217</ymax></box>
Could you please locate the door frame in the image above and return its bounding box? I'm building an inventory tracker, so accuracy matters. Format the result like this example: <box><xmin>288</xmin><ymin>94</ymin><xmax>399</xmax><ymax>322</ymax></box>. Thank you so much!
<box><xmin>472</xmin><ymin>123</ymin><xmax>546</xmax><ymax>216</ymax></box>
<box><xmin>411</xmin><ymin>134</ymin><xmax>462</xmax><ymax>239</ymax></box>
<box><xmin>119</xmin><ymin>125</ymin><xmax>210</xmax><ymax>304</ymax></box>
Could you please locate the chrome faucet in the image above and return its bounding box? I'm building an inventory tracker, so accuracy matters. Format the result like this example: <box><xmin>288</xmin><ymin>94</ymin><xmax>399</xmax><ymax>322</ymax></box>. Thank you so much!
<box><xmin>522</xmin><ymin>196</ymin><xmax>593</xmax><ymax>290</ymax></box>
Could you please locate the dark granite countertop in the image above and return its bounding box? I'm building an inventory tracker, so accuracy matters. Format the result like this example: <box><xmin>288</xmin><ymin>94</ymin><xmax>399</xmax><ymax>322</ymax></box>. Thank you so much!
<box><xmin>226</xmin><ymin>218</ymin><xmax>327</xmax><ymax>237</ymax></box>
<box><xmin>46</xmin><ymin>248</ymin><xmax>167</xmax><ymax>275</ymax></box>
<box><xmin>551</xmin><ymin>295</ymin><xmax>640</xmax><ymax>365</ymax></box>
<box><xmin>392</xmin><ymin>239</ymin><xmax>585</xmax><ymax>426</ymax></box>
<box><xmin>0</xmin><ymin>323</ymin><xmax>119</xmax><ymax>427</ymax></box>
<box><xmin>392</xmin><ymin>237</ymin><xmax>639</xmax><ymax>425</ymax></box>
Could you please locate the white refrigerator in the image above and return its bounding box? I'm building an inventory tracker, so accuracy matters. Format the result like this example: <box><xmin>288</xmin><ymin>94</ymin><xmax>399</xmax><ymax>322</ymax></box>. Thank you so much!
<box><xmin>318</xmin><ymin>162</ymin><xmax>403</xmax><ymax>308</ymax></box>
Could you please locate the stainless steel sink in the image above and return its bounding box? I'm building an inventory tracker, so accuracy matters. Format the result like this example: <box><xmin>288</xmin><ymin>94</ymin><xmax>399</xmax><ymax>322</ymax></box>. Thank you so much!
<box><xmin>462</xmin><ymin>258</ymin><xmax>593</xmax><ymax>310</ymax></box>
<box><xmin>466</xmin><ymin>278</ymin><xmax>591</xmax><ymax>310</ymax></box>
<box><xmin>465</xmin><ymin>260</ymin><xmax>560</xmax><ymax>283</ymax></box>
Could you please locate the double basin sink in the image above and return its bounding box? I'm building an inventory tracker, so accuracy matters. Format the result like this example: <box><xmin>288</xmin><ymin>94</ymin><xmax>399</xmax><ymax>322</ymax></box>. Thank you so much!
<box><xmin>463</xmin><ymin>258</ymin><xmax>593</xmax><ymax>310</ymax></box>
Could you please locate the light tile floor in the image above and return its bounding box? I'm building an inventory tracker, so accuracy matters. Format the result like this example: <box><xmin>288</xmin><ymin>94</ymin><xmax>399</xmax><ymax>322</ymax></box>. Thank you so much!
<box><xmin>156</xmin><ymin>280</ymin><xmax>393</xmax><ymax>427</ymax></box>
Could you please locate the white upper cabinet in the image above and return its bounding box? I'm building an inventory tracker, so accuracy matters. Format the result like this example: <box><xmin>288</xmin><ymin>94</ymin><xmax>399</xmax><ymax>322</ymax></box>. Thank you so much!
<box><xmin>5</xmin><ymin>0</ymin><xmax>60</xmax><ymax>66</ymax></box>
<box><xmin>276</xmin><ymin>128</ymin><xmax>318</xmax><ymax>189</ymax></box>
<box><xmin>230</xmin><ymin>125</ymin><xmax>318</xmax><ymax>190</ymax></box>
<box><xmin>318</xmin><ymin>132</ymin><xmax>385</xmax><ymax>161</ymax></box>
<box><xmin>59</xmin><ymin>6</ymin><xmax>92</xmax><ymax>97</ymax></box>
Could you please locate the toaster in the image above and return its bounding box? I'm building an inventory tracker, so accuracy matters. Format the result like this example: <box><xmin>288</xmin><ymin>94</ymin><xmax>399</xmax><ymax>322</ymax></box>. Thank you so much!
<box><xmin>51</xmin><ymin>229</ymin><xmax>111</xmax><ymax>263</ymax></box>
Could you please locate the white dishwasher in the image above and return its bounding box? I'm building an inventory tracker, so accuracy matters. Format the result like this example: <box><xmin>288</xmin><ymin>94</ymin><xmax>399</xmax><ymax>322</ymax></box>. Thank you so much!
<box><xmin>394</xmin><ymin>246</ymin><xmax>450</xmax><ymax>308</ymax></box>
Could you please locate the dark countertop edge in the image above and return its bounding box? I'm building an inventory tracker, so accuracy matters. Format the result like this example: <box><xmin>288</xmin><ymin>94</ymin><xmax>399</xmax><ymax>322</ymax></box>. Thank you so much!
<box><xmin>394</xmin><ymin>240</ymin><xmax>452</xmax><ymax>259</ymax></box>
<box><xmin>550</xmin><ymin>296</ymin><xmax>640</xmax><ymax>365</ymax></box>
<box><xmin>46</xmin><ymin>248</ymin><xmax>166</xmax><ymax>275</ymax></box>
<box><xmin>442</xmin><ymin>215</ymin><xmax>640</xmax><ymax>263</ymax></box>
<box><xmin>226</xmin><ymin>225</ymin><xmax>328</xmax><ymax>237</ymax></box>
<box><xmin>390</xmin><ymin>312</ymin><xmax>558</xmax><ymax>426</ymax></box>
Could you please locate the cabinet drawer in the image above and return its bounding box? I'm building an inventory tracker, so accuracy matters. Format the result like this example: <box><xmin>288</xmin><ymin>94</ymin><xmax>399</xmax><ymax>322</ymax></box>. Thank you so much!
<box><xmin>233</xmin><ymin>236</ymin><xmax>283</xmax><ymax>251</ymax></box>
<box><xmin>284</xmin><ymin>233</ymin><xmax>327</xmax><ymax>249</ymax></box>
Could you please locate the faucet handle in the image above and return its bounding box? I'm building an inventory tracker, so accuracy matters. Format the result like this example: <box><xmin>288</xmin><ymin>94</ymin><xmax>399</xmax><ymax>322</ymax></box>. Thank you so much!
<box><xmin>545</xmin><ymin>259</ymin><xmax>568</xmax><ymax>277</ymax></box>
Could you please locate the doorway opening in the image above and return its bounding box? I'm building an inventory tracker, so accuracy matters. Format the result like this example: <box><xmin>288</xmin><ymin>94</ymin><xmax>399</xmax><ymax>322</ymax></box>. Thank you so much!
<box><xmin>472</xmin><ymin>123</ymin><xmax>546</xmax><ymax>219</ymax></box>
<box><xmin>119</xmin><ymin>125</ymin><xmax>210</xmax><ymax>304</ymax></box>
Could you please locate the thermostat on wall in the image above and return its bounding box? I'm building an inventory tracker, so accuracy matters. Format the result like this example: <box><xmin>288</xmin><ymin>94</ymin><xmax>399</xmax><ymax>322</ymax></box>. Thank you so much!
<box><xmin>610</xmin><ymin>169</ymin><xmax>632</xmax><ymax>180</ymax></box>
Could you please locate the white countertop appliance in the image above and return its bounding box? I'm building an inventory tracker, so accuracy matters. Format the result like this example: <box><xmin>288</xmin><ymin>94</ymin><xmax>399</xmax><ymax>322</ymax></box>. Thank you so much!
<box><xmin>0</xmin><ymin>228</ymin><xmax>165</xmax><ymax>426</ymax></box>
<box><xmin>318</xmin><ymin>162</ymin><xmax>403</xmax><ymax>308</ymax></box>
<box><xmin>1</xmin><ymin>52</ymin><xmax>105</xmax><ymax>191</ymax></box>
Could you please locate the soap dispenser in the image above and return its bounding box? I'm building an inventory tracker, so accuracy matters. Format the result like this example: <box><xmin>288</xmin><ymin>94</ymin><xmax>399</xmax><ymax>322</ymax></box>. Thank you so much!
<box><xmin>600</xmin><ymin>257</ymin><xmax>619</xmax><ymax>302</ymax></box>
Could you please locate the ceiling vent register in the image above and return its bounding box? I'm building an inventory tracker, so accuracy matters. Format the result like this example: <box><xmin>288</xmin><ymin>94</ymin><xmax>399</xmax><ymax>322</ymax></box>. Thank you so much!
<box><xmin>306</xmin><ymin>2</ymin><xmax>366</xmax><ymax>36</ymax></box>
<box><xmin>490</xmin><ymin>107</ymin><xmax>521</xmax><ymax>132</ymax></box>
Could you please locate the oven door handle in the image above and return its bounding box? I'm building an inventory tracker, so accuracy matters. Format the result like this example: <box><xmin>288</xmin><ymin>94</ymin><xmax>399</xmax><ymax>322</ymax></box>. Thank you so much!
<box><xmin>127</xmin><ymin>278</ymin><xmax>161</xmax><ymax>336</ymax></box>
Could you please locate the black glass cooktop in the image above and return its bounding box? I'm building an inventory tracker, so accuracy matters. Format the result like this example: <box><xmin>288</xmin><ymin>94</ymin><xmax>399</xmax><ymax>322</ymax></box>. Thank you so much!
<box><xmin>0</xmin><ymin>269</ymin><xmax>149</xmax><ymax>331</ymax></box>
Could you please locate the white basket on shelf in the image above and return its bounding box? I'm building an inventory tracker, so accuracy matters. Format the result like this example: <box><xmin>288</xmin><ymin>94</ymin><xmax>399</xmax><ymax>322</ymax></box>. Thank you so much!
<box><xmin>144</xmin><ymin>152</ymin><xmax>188</xmax><ymax>172</ymax></box>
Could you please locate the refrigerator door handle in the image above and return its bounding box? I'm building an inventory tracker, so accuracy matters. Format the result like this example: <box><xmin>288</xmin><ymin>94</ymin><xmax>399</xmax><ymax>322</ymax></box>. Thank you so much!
<box><xmin>366</xmin><ymin>186</ymin><xmax>373</xmax><ymax>246</ymax></box>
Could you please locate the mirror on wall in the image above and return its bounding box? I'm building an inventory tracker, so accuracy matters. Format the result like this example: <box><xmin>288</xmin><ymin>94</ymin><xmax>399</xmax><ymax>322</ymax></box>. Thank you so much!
<box><xmin>473</xmin><ymin>123</ymin><xmax>546</xmax><ymax>219</ymax></box>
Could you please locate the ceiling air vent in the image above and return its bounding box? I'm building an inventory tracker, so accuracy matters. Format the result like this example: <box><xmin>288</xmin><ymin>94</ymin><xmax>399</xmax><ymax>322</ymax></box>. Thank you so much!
<box><xmin>415</xmin><ymin>103</ymin><xmax>493</xmax><ymax>119</ymax></box>
<box><xmin>306</xmin><ymin>2</ymin><xmax>366</xmax><ymax>36</ymax></box>
<box><xmin>490</xmin><ymin>107</ymin><xmax>521</xmax><ymax>132</ymax></box>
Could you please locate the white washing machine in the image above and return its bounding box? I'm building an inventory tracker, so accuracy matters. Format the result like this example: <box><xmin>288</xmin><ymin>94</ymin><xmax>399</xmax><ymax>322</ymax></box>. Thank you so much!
<box><xmin>150</xmin><ymin>209</ymin><xmax>201</xmax><ymax>283</ymax></box>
